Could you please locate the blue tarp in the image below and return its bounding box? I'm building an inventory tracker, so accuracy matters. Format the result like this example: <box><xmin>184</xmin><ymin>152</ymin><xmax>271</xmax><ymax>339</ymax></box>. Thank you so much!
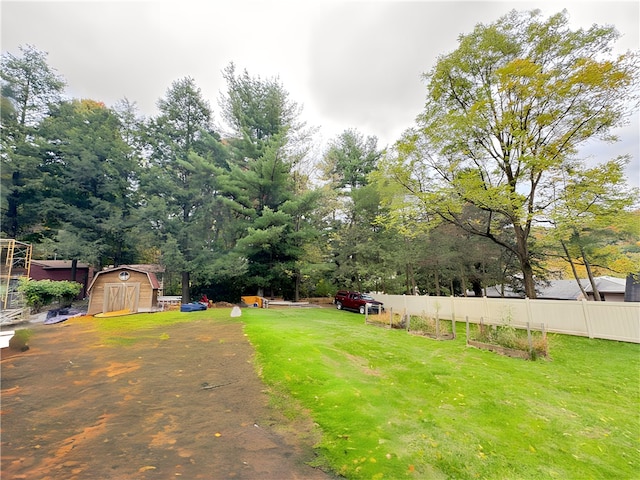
<box><xmin>180</xmin><ymin>302</ymin><xmax>207</xmax><ymax>312</ymax></box>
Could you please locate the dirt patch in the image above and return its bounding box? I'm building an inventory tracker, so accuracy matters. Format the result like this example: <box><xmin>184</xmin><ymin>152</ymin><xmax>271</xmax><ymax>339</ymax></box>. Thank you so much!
<box><xmin>1</xmin><ymin>318</ymin><xmax>335</xmax><ymax>479</ymax></box>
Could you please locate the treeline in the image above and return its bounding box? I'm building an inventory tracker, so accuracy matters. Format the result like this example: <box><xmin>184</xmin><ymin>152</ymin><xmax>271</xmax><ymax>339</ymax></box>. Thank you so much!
<box><xmin>2</xmin><ymin>10</ymin><xmax>639</xmax><ymax>301</ymax></box>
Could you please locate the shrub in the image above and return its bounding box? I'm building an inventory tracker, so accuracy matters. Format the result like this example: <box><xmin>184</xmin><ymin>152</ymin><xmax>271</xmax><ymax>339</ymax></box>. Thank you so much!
<box><xmin>9</xmin><ymin>328</ymin><xmax>33</xmax><ymax>351</ymax></box>
<box><xmin>17</xmin><ymin>278</ymin><xmax>82</xmax><ymax>313</ymax></box>
<box><xmin>471</xmin><ymin>320</ymin><xmax>548</xmax><ymax>359</ymax></box>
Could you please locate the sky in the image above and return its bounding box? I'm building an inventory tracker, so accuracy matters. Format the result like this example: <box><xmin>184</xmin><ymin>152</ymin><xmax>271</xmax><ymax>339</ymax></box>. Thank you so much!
<box><xmin>1</xmin><ymin>0</ymin><xmax>639</xmax><ymax>187</ymax></box>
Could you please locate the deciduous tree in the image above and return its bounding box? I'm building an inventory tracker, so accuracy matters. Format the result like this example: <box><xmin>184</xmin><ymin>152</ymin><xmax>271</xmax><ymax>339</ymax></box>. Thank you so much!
<box><xmin>547</xmin><ymin>157</ymin><xmax>639</xmax><ymax>299</ymax></box>
<box><xmin>386</xmin><ymin>9</ymin><xmax>639</xmax><ymax>298</ymax></box>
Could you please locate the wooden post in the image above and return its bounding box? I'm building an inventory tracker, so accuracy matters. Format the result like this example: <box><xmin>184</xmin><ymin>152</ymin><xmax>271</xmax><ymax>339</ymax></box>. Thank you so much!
<box><xmin>436</xmin><ymin>312</ymin><xmax>440</xmax><ymax>339</ymax></box>
<box><xmin>452</xmin><ymin>317</ymin><xmax>456</xmax><ymax>339</ymax></box>
<box><xmin>527</xmin><ymin>322</ymin><xmax>533</xmax><ymax>354</ymax></box>
<box><xmin>405</xmin><ymin>309</ymin><xmax>410</xmax><ymax>332</ymax></box>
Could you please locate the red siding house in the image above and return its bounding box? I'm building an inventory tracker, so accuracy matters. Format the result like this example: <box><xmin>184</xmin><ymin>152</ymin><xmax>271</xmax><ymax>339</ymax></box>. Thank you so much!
<box><xmin>30</xmin><ymin>260</ymin><xmax>93</xmax><ymax>299</ymax></box>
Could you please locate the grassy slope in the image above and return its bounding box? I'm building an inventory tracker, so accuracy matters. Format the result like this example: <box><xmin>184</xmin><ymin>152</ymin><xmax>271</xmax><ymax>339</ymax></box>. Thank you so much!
<box><xmin>239</xmin><ymin>308</ymin><xmax>639</xmax><ymax>480</ymax></box>
<box><xmin>83</xmin><ymin>307</ymin><xmax>639</xmax><ymax>479</ymax></box>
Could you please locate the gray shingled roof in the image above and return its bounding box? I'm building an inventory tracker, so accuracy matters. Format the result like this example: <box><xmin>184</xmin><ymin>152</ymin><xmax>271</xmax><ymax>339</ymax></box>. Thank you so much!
<box><xmin>480</xmin><ymin>276</ymin><xmax>626</xmax><ymax>300</ymax></box>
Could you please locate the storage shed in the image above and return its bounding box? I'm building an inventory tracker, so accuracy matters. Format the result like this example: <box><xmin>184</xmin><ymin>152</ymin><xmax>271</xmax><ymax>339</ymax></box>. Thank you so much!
<box><xmin>87</xmin><ymin>266</ymin><xmax>161</xmax><ymax>315</ymax></box>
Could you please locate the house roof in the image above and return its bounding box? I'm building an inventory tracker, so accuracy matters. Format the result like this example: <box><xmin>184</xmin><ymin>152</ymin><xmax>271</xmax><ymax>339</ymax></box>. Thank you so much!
<box><xmin>87</xmin><ymin>266</ymin><xmax>161</xmax><ymax>291</ymax></box>
<box><xmin>32</xmin><ymin>260</ymin><xmax>90</xmax><ymax>269</ymax></box>
<box><xmin>588</xmin><ymin>276</ymin><xmax>626</xmax><ymax>293</ymax></box>
<box><xmin>537</xmin><ymin>279</ymin><xmax>589</xmax><ymax>300</ymax></box>
<box><xmin>481</xmin><ymin>276</ymin><xmax>627</xmax><ymax>300</ymax></box>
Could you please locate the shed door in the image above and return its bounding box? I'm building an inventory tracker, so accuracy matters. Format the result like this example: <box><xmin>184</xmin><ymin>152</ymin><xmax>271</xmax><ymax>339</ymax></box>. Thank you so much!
<box><xmin>103</xmin><ymin>282</ymin><xmax>140</xmax><ymax>313</ymax></box>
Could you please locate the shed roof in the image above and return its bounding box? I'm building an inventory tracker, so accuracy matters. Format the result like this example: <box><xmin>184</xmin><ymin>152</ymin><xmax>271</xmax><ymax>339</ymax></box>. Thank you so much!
<box><xmin>88</xmin><ymin>266</ymin><xmax>161</xmax><ymax>292</ymax></box>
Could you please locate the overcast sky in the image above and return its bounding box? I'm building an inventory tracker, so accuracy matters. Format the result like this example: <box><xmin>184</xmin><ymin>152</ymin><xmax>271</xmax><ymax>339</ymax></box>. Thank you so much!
<box><xmin>2</xmin><ymin>0</ymin><xmax>638</xmax><ymax>186</ymax></box>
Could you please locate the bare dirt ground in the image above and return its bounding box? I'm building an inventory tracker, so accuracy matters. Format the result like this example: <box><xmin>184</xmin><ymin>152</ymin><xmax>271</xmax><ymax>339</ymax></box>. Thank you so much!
<box><xmin>1</xmin><ymin>317</ymin><xmax>335</xmax><ymax>479</ymax></box>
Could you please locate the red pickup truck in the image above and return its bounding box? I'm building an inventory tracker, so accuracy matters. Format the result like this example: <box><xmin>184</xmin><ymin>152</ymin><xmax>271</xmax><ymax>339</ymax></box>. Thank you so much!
<box><xmin>333</xmin><ymin>290</ymin><xmax>384</xmax><ymax>314</ymax></box>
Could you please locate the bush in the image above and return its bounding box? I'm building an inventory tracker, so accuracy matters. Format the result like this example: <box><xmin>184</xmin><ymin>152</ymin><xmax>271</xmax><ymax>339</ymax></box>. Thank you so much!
<box><xmin>471</xmin><ymin>321</ymin><xmax>548</xmax><ymax>359</ymax></box>
<box><xmin>17</xmin><ymin>278</ymin><xmax>83</xmax><ymax>313</ymax></box>
<box><xmin>9</xmin><ymin>328</ymin><xmax>33</xmax><ymax>351</ymax></box>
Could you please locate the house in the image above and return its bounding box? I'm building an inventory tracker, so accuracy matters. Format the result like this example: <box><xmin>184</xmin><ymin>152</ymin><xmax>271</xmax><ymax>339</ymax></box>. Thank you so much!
<box><xmin>480</xmin><ymin>276</ymin><xmax>628</xmax><ymax>301</ymax></box>
<box><xmin>30</xmin><ymin>260</ymin><xmax>93</xmax><ymax>299</ymax></box>
<box><xmin>87</xmin><ymin>266</ymin><xmax>161</xmax><ymax>315</ymax></box>
<box><xmin>584</xmin><ymin>276</ymin><xmax>627</xmax><ymax>302</ymax></box>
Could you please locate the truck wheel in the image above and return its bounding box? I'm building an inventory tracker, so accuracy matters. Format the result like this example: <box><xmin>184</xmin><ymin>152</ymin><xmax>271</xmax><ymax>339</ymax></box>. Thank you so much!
<box><xmin>336</xmin><ymin>302</ymin><xmax>342</xmax><ymax>310</ymax></box>
<box><xmin>359</xmin><ymin>305</ymin><xmax>365</xmax><ymax>314</ymax></box>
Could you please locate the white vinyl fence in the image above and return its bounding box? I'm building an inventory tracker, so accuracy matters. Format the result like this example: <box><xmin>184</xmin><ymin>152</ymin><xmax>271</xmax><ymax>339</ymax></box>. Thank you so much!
<box><xmin>373</xmin><ymin>294</ymin><xmax>640</xmax><ymax>343</ymax></box>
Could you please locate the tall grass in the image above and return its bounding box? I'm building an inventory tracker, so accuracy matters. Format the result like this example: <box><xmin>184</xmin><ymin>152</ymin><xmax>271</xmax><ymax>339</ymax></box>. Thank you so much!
<box><xmin>240</xmin><ymin>308</ymin><xmax>639</xmax><ymax>479</ymax></box>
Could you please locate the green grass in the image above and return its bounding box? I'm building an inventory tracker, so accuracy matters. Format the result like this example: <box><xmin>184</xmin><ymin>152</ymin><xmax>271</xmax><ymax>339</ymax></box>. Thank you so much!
<box><xmin>78</xmin><ymin>307</ymin><xmax>640</xmax><ymax>479</ymax></box>
<box><xmin>240</xmin><ymin>308</ymin><xmax>640</xmax><ymax>480</ymax></box>
<box><xmin>87</xmin><ymin>308</ymin><xmax>231</xmax><ymax>345</ymax></box>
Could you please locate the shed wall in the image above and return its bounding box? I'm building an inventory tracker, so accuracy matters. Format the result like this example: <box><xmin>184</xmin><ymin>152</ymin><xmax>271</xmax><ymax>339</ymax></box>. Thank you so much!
<box><xmin>88</xmin><ymin>270</ymin><xmax>157</xmax><ymax>315</ymax></box>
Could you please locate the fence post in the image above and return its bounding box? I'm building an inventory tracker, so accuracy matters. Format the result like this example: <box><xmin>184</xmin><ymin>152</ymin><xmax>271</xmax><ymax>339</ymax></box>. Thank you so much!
<box><xmin>403</xmin><ymin>294</ymin><xmax>407</xmax><ymax>318</ymax></box>
<box><xmin>527</xmin><ymin>322</ymin><xmax>533</xmax><ymax>354</ymax></box>
<box><xmin>436</xmin><ymin>311</ymin><xmax>440</xmax><ymax>339</ymax></box>
<box><xmin>525</xmin><ymin>296</ymin><xmax>534</xmax><ymax>325</ymax></box>
<box><xmin>425</xmin><ymin>294</ymin><xmax>430</xmax><ymax>319</ymax></box>
<box><xmin>483</xmin><ymin>296</ymin><xmax>490</xmax><ymax>324</ymax></box>
<box><xmin>405</xmin><ymin>309</ymin><xmax>410</xmax><ymax>332</ymax></box>
<box><xmin>466</xmin><ymin>316</ymin><xmax>470</xmax><ymax>344</ymax></box>
<box><xmin>581</xmin><ymin>299</ymin><xmax>593</xmax><ymax>338</ymax></box>
<box><xmin>450</xmin><ymin>295</ymin><xmax>456</xmax><ymax>325</ymax></box>
<box><xmin>452</xmin><ymin>317</ymin><xmax>456</xmax><ymax>340</ymax></box>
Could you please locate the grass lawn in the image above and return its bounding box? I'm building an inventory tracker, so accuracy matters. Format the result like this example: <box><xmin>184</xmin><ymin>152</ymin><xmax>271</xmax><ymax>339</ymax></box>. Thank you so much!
<box><xmin>240</xmin><ymin>308</ymin><xmax>639</xmax><ymax>480</ymax></box>
<box><xmin>92</xmin><ymin>307</ymin><xmax>639</xmax><ymax>479</ymax></box>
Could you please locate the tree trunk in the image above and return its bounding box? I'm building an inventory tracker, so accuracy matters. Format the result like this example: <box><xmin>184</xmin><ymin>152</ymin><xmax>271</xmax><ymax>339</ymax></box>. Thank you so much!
<box><xmin>459</xmin><ymin>268</ymin><xmax>468</xmax><ymax>297</ymax></box>
<box><xmin>71</xmin><ymin>259</ymin><xmax>77</xmax><ymax>282</ymax></box>
<box><xmin>561</xmin><ymin>240</ymin><xmax>589</xmax><ymax>300</ymax></box>
<box><xmin>514</xmin><ymin>226</ymin><xmax>537</xmax><ymax>298</ymax></box>
<box><xmin>181</xmin><ymin>271</ymin><xmax>190</xmax><ymax>303</ymax></box>
<box><xmin>294</xmin><ymin>270</ymin><xmax>300</xmax><ymax>302</ymax></box>
<box><xmin>406</xmin><ymin>263</ymin><xmax>417</xmax><ymax>294</ymax></box>
<box><xmin>580</xmin><ymin>245</ymin><xmax>601</xmax><ymax>301</ymax></box>
<box><xmin>471</xmin><ymin>279</ymin><xmax>482</xmax><ymax>297</ymax></box>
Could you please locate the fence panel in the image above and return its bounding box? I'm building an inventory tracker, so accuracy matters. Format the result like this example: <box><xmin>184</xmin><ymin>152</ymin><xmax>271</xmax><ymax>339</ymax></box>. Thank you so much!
<box><xmin>528</xmin><ymin>300</ymin><xmax>591</xmax><ymax>337</ymax></box>
<box><xmin>585</xmin><ymin>302</ymin><xmax>640</xmax><ymax>342</ymax></box>
<box><xmin>370</xmin><ymin>294</ymin><xmax>640</xmax><ymax>343</ymax></box>
<box><xmin>484</xmin><ymin>298</ymin><xmax>531</xmax><ymax>326</ymax></box>
<box><xmin>448</xmin><ymin>297</ymin><xmax>485</xmax><ymax>322</ymax></box>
